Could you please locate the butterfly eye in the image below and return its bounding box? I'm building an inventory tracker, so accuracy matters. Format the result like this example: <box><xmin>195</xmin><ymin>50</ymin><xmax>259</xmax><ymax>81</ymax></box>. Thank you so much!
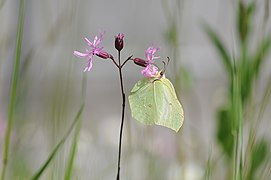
<box><xmin>160</xmin><ymin>71</ymin><xmax>164</xmax><ymax>76</ymax></box>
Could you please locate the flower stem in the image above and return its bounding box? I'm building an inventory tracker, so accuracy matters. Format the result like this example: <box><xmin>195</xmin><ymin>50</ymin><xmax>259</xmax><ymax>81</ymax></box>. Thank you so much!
<box><xmin>120</xmin><ymin>55</ymin><xmax>133</xmax><ymax>68</ymax></box>
<box><xmin>116</xmin><ymin>50</ymin><xmax>125</xmax><ymax>180</ymax></box>
<box><xmin>1</xmin><ymin>0</ymin><xmax>25</xmax><ymax>179</ymax></box>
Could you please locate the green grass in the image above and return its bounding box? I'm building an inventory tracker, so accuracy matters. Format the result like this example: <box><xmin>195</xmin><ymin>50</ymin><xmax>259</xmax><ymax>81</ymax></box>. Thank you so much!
<box><xmin>1</xmin><ymin>0</ymin><xmax>25</xmax><ymax>179</ymax></box>
<box><xmin>31</xmin><ymin>104</ymin><xmax>84</xmax><ymax>180</ymax></box>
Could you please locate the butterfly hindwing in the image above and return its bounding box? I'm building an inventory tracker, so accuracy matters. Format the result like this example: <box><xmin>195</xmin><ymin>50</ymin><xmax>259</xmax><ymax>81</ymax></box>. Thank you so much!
<box><xmin>153</xmin><ymin>78</ymin><xmax>184</xmax><ymax>132</ymax></box>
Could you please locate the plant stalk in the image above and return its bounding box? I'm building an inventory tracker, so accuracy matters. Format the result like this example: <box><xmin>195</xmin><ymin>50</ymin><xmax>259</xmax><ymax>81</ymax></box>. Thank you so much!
<box><xmin>1</xmin><ymin>0</ymin><xmax>25</xmax><ymax>179</ymax></box>
<box><xmin>116</xmin><ymin>50</ymin><xmax>126</xmax><ymax>180</ymax></box>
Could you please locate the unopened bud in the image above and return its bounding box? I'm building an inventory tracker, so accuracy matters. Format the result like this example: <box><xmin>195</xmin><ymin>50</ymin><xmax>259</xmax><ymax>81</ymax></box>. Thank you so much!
<box><xmin>133</xmin><ymin>58</ymin><xmax>148</xmax><ymax>67</ymax></box>
<box><xmin>115</xmin><ymin>33</ymin><xmax>124</xmax><ymax>51</ymax></box>
<box><xmin>97</xmin><ymin>51</ymin><xmax>112</xmax><ymax>59</ymax></box>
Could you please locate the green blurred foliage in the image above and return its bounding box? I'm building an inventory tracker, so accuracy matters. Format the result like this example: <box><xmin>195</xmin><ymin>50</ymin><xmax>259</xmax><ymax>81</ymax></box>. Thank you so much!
<box><xmin>216</xmin><ymin>108</ymin><xmax>233</xmax><ymax>159</ymax></box>
<box><xmin>165</xmin><ymin>23</ymin><xmax>178</xmax><ymax>48</ymax></box>
<box><xmin>248</xmin><ymin>138</ymin><xmax>269</xmax><ymax>180</ymax></box>
<box><xmin>237</xmin><ymin>1</ymin><xmax>255</xmax><ymax>45</ymax></box>
<box><xmin>204</xmin><ymin>0</ymin><xmax>271</xmax><ymax>178</ymax></box>
<box><xmin>162</xmin><ymin>0</ymin><xmax>192</xmax><ymax>92</ymax></box>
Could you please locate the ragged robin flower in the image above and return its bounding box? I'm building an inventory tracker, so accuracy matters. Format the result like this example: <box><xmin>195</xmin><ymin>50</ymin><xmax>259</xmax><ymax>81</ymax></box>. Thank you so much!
<box><xmin>73</xmin><ymin>32</ymin><xmax>111</xmax><ymax>72</ymax></box>
<box><xmin>140</xmin><ymin>46</ymin><xmax>160</xmax><ymax>78</ymax></box>
<box><xmin>115</xmin><ymin>33</ymin><xmax>124</xmax><ymax>51</ymax></box>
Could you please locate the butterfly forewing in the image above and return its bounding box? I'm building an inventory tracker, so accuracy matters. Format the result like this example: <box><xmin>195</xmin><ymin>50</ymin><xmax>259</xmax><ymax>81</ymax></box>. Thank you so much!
<box><xmin>129</xmin><ymin>78</ymin><xmax>157</xmax><ymax>125</ymax></box>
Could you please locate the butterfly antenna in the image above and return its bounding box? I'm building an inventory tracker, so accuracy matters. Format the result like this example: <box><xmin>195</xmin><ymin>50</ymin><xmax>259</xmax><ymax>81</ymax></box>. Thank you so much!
<box><xmin>161</xmin><ymin>57</ymin><xmax>170</xmax><ymax>74</ymax></box>
<box><xmin>167</xmin><ymin>57</ymin><xmax>170</xmax><ymax>65</ymax></box>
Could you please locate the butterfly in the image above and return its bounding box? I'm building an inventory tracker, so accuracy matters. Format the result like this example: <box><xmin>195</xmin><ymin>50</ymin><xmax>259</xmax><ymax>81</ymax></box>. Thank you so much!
<box><xmin>128</xmin><ymin>72</ymin><xmax>184</xmax><ymax>132</ymax></box>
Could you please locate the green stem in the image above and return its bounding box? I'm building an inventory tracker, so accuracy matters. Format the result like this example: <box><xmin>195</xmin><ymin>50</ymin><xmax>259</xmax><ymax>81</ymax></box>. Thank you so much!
<box><xmin>1</xmin><ymin>0</ymin><xmax>25</xmax><ymax>179</ymax></box>
<box><xmin>232</xmin><ymin>66</ymin><xmax>243</xmax><ymax>180</ymax></box>
<box><xmin>240</xmin><ymin>107</ymin><xmax>244</xmax><ymax>180</ymax></box>
<box><xmin>233</xmin><ymin>131</ymin><xmax>239</xmax><ymax>180</ymax></box>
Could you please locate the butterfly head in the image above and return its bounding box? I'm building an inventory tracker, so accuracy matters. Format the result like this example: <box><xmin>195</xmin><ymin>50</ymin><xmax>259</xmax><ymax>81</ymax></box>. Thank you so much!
<box><xmin>150</xmin><ymin>57</ymin><xmax>170</xmax><ymax>81</ymax></box>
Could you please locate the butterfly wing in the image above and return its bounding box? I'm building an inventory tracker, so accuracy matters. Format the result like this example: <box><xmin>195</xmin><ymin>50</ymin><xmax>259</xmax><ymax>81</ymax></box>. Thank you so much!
<box><xmin>129</xmin><ymin>77</ymin><xmax>184</xmax><ymax>132</ymax></box>
<box><xmin>154</xmin><ymin>77</ymin><xmax>184</xmax><ymax>132</ymax></box>
<box><xmin>129</xmin><ymin>78</ymin><xmax>157</xmax><ymax>125</ymax></box>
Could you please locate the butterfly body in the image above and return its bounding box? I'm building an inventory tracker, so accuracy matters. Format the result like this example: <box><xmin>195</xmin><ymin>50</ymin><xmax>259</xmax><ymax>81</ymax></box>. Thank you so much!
<box><xmin>128</xmin><ymin>76</ymin><xmax>184</xmax><ymax>132</ymax></box>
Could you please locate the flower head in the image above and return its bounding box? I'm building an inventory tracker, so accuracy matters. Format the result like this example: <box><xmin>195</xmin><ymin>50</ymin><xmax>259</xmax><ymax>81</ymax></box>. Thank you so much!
<box><xmin>141</xmin><ymin>64</ymin><xmax>159</xmax><ymax>78</ymax></box>
<box><xmin>115</xmin><ymin>33</ymin><xmax>124</xmax><ymax>51</ymax></box>
<box><xmin>141</xmin><ymin>46</ymin><xmax>160</xmax><ymax>78</ymax></box>
<box><xmin>145</xmin><ymin>46</ymin><xmax>160</xmax><ymax>63</ymax></box>
<box><xmin>74</xmin><ymin>32</ymin><xmax>110</xmax><ymax>72</ymax></box>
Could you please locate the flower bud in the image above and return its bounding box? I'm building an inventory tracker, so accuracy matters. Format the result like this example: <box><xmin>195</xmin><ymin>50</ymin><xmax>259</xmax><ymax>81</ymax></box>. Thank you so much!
<box><xmin>133</xmin><ymin>58</ymin><xmax>148</xmax><ymax>67</ymax></box>
<box><xmin>97</xmin><ymin>51</ymin><xmax>112</xmax><ymax>59</ymax></box>
<box><xmin>115</xmin><ymin>33</ymin><xmax>124</xmax><ymax>51</ymax></box>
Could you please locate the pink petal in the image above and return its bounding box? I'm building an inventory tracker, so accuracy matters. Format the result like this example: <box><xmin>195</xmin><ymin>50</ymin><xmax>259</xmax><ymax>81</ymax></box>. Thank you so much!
<box><xmin>145</xmin><ymin>46</ymin><xmax>160</xmax><ymax>62</ymax></box>
<box><xmin>141</xmin><ymin>65</ymin><xmax>158</xmax><ymax>78</ymax></box>
<box><xmin>74</xmin><ymin>51</ymin><xmax>89</xmax><ymax>58</ymax></box>
<box><xmin>99</xmin><ymin>32</ymin><xmax>105</xmax><ymax>40</ymax></box>
<box><xmin>92</xmin><ymin>36</ymin><xmax>98</xmax><ymax>46</ymax></box>
<box><xmin>84</xmin><ymin>37</ymin><xmax>93</xmax><ymax>46</ymax></box>
<box><xmin>84</xmin><ymin>58</ymin><xmax>93</xmax><ymax>72</ymax></box>
<box><xmin>153</xmin><ymin>56</ymin><xmax>160</xmax><ymax>60</ymax></box>
<box><xmin>94</xmin><ymin>32</ymin><xmax>104</xmax><ymax>47</ymax></box>
<box><xmin>93</xmin><ymin>47</ymin><xmax>104</xmax><ymax>55</ymax></box>
<box><xmin>94</xmin><ymin>37</ymin><xmax>101</xmax><ymax>47</ymax></box>
<box><xmin>118</xmin><ymin>33</ymin><xmax>124</xmax><ymax>39</ymax></box>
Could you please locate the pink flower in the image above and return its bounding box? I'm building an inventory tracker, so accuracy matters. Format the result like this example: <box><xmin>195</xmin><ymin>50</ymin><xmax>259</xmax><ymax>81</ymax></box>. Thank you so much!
<box><xmin>141</xmin><ymin>64</ymin><xmax>159</xmax><ymax>78</ymax></box>
<box><xmin>141</xmin><ymin>46</ymin><xmax>160</xmax><ymax>78</ymax></box>
<box><xmin>145</xmin><ymin>46</ymin><xmax>160</xmax><ymax>63</ymax></box>
<box><xmin>74</xmin><ymin>32</ymin><xmax>110</xmax><ymax>72</ymax></box>
<box><xmin>115</xmin><ymin>33</ymin><xmax>124</xmax><ymax>51</ymax></box>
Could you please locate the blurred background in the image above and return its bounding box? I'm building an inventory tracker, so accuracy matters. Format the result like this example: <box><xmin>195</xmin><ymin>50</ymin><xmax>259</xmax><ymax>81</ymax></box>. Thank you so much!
<box><xmin>0</xmin><ymin>0</ymin><xmax>271</xmax><ymax>179</ymax></box>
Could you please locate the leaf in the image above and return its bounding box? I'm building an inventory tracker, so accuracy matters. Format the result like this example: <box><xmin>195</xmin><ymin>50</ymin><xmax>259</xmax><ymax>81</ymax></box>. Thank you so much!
<box><xmin>239</xmin><ymin>38</ymin><xmax>271</xmax><ymax>103</ymax></box>
<box><xmin>129</xmin><ymin>77</ymin><xmax>184</xmax><ymax>132</ymax></box>
<box><xmin>203</xmin><ymin>24</ymin><xmax>232</xmax><ymax>74</ymax></box>
<box><xmin>216</xmin><ymin>107</ymin><xmax>234</xmax><ymax>159</ymax></box>
<box><xmin>240</xmin><ymin>62</ymin><xmax>253</xmax><ymax>103</ymax></box>
<box><xmin>30</xmin><ymin>104</ymin><xmax>84</xmax><ymax>180</ymax></box>
<box><xmin>237</xmin><ymin>1</ymin><xmax>255</xmax><ymax>44</ymax></box>
<box><xmin>252</xmin><ymin>38</ymin><xmax>271</xmax><ymax>77</ymax></box>
<box><xmin>248</xmin><ymin>139</ymin><xmax>269</xmax><ymax>179</ymax></box>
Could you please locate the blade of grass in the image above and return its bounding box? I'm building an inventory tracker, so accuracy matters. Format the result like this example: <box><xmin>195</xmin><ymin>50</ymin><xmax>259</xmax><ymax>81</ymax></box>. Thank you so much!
<box><xmin>1</xmin><ymin>0</ymin><xmax>25</xmax><ymax>179</ymax></box>
<box><xmin>30</xmin><ymin>104</ymin><xmax>84</xmax><ymax>180</ymax></box>
<box><xmin>255</xmin><ymin>75</ymin><xmax>271</xmax><ymax>130</ymax></box>
<box><xmin>64</xmin><ymin>73</ymin><xmax>87</xmax><ymax>180</ymax></box>
<box><xmin>204</xmin><ymin>148</ymin><xmax>212</xmax><ymax>180</ymax></box>
<box><xmin>203</xmin><ymin>24</ymin><xmax>232</xmax><ymax>75</ymax></box>
<box><xmin>245</xmin><ymin>74</ymin><xmax>271</xmax><ymax>172</ymax></box>
<box><xmin>231</xmin><ymin>55</ymin><xmax>243</xmax><ymax>180</ymax></box>
<box><xmin>64</xmin><ymin>114</ymin><xmax>82</xmax><ymax>180</ymax></box>
<box><xmin>253</xmin><ymin>38</ymin><xmax>271</xmax><ymax>77</ymax></box>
